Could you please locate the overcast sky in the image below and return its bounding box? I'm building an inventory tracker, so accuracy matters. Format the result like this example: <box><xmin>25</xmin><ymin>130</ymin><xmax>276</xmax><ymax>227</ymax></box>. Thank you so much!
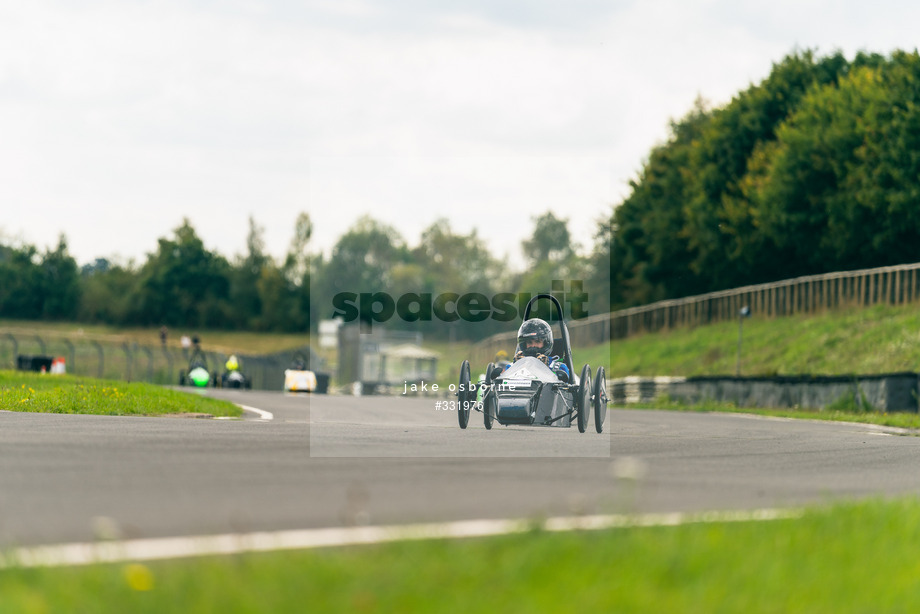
<box><xmin>2</xmin><ymin>0</ymin><xmax>919</xmax><ymax>269</ymax></box>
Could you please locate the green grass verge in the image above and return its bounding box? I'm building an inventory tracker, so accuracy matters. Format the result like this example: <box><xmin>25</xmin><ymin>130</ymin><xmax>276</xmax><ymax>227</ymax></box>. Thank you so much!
<box><xmin>4</xmin><ymin>498</ymin><xmax>920</xmax><ymax>613</ymax></box>
<box><xmin>582</xmin><ymin>301</ymin><xmax>920</xmax><ymax>424</ymax></box>
<box><xmin>440</xmin><ymin>302</ymin><xmax>920</xmax><ymax>384</ymax></box>
<box><xmin>0</xmin><ymin>371</ymin><xmax>241</xmax><ymax>418</ymax></box>
<box><xmin>608</xmin><ymin>302</ymin><xmax>920</xmax><ymax>377</ymax></box>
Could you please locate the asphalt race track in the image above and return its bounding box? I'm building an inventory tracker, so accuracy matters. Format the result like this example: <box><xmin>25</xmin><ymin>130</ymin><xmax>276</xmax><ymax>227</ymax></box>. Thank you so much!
<box><xmin>3</xmin><ymin>390</ymin><xmax>920</xmax><ymax>548</ymax></box>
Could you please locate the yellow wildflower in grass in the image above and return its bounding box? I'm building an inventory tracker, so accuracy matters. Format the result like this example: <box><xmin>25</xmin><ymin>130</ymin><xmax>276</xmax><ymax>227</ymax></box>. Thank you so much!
<box><xmin>123</xmin><ymin>563</ymin><xmax>154</xmax><ymax>591</ymax></box>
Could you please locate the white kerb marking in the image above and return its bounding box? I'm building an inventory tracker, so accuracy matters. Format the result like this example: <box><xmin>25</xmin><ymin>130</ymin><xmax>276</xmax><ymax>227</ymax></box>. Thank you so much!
<box><xmin>0</xmin><ymin>508</ymin><xmax>801</xmax><ymax>568</ymax></box>
<box><xmin>239</xmin><ymin>405</ymin><xmax>273</xmax><ymax>421</ymax></box>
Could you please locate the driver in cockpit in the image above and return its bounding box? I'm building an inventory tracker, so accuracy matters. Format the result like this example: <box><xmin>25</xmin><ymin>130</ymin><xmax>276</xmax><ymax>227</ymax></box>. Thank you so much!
<box><xmin>510</xmin><ymin>318</ymin><xmax>570</xmax><ymax>382</ymax></box>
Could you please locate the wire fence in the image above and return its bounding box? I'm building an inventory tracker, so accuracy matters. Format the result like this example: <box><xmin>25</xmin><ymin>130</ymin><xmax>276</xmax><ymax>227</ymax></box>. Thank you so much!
<box><xmin>0</xmin><ymin>330</ymin><xmax>321</xmax><ymax>391</ymax></box>
<box><xmin>472</xmin><ymin>261</ymin><xmax>920</xmax><ymax>364</ymax></box>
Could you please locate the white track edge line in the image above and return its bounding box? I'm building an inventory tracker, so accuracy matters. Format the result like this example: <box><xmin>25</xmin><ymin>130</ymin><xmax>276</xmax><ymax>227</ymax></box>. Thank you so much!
<box><xmin>0</xmin><ymin>508</ymin><xmax>801</xmax><ymax>568</ymax></box>
<box><xmin>238</xmin><ymin>404</ymin><xmax>273</xmax><ymax>421</ymax></box>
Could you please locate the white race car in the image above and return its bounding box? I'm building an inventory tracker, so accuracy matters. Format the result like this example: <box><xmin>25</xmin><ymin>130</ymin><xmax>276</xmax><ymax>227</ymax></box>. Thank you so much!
<box><xmin>284</xmin><ymin>354</ymin><xmax>316</xmax><ymax>392</ymax></box>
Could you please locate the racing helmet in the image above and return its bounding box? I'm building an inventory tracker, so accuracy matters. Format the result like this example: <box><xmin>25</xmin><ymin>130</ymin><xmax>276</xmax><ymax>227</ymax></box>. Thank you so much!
<box><xmin>517</xmin><ymin>318</ymin><xmax>553</xmax><ymax>357</ymax></box>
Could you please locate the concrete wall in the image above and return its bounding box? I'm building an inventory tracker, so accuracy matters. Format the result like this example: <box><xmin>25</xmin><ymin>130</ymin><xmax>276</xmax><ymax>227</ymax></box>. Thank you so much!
<box><xmin>610</xmin><ymin>373</ymin><xmax>920</xmax><ymax>412</ymax></box>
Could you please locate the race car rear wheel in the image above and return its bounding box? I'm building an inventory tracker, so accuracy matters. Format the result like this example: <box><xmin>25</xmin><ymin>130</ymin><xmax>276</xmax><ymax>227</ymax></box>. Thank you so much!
<box><xmin>577</xmin><ymin>364</ymin><xmax>592</xmax><ymax>433</ymax></box>
<box><xmin>458</xmin><ymin>360</ymin><xmax>472</xmax><ymax>429</ymax></box>
<box><xmin>594</xmin><ymin>366</ymin><xmax>607</xmax><ymax>433</ymax></box>
<box><xmin>483</xmin><ymin>390</ymin><xmax>495</xmax><ymax>430</ymax></box>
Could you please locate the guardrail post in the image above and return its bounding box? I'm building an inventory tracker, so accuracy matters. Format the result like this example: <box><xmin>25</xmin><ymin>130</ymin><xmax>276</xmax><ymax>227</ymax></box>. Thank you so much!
<box><xmin>90</xmin><ymin>340</ymin><xmax>104</xmax><ymax>378</ymax></box>
<box><xmin>163</xmin><ymin>347</ymin><xmax>174</xmax><ymax>384</ymax></box>
<box><xmin>140</xmin><ymin>346</ymin><xmax>154</xmax><ymax>382</ymax></box>
<box><xmin>2</xmin><ymin>333</ymin><xmax>18</xmax><ymax>369</ymax></box>
<box><xmin>61</xmin><ymin>338</ymin><xmax>75</xmax><ymax>374</ymax></box>
<box><xmin>123</xmin><ymin>342</ymin><xmax>133</xmax><ymax>382</ymax></box>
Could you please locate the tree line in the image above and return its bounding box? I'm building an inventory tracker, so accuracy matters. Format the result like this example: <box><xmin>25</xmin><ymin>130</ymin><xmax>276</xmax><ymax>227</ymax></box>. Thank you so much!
<box><xmin>0</xmin><ymin>215</ymin><xmax>313</xmax><ymax>333</ymax></box>
<box><xmin>0</xmin><ymin>211</ymin><xmax>610</xmax><ymax>339</ymax></box>
<box><xmin>14</xmin><ymin>48</ymin><xmax>912</xmax><ymax>333</ymax></box>
<box><xmin>611</xmin><ymin>49</ymin><xmax>920</xmax><ymax>307</ymax></box>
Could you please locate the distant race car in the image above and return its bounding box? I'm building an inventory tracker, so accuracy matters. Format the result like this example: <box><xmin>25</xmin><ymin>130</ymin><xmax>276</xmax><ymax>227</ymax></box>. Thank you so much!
<box><xmin>220</xmin><ymin>355</ymin><xmax>252</xmax><ymax>389</ymax></box>
<box><xmin>179</xmin><ymin>350</ymin><xmax>216</xmax><ymax>388</ymax></box>
<box><xmin>222</xmin><ymin>370</ymin><xmax>251</xmax><ymax>389</ymax></box>
<box><xmin>457</xmin><ymin>294</ymin><xmax>608</xmax><ymax>434</ymax></box>
<box><xmin>284</xmin><ymin>353</ymin><xmax>317</xmax><ymax>392</ymax></box>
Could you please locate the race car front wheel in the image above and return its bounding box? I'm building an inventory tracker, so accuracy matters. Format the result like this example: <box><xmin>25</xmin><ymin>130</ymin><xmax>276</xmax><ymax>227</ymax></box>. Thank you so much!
<box><xmin>483</xmin><ymin>391</ymin><xmax>495</xmax><ymax>430</ymax></box>
<box><xmin>577</xmin><ymin>364</ymin><xmax>592</xmax><ymax>433</ymax></box>
<box><xmin>458</xmin><ymin>360</ymin><xmax>472</xmax><ymax>429</ymax></box>
<box><xmin>594</xmin><ymin>366</ymin><xmax>607</xmax><ymax>433</ymax></box>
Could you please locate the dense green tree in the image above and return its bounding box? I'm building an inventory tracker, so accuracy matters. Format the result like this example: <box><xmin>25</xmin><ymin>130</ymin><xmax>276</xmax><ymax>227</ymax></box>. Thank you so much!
<box><xmin>681</xmin><ymin>51</ymin><xmax>851</xmax><ymax>288</ymax></box>
<box><xmin>586</xmin><ymin>208</ymin><xmax>612</xmax><ymax>317</ymax></box>
<box><xmin>745</xmin><ymin>51</ymin><xmax>920</xmax><ymax>275</ymax></box>
<box><xmin>255</xmin><ymin>265</ymin><xmax>302</xmax><ymax>332</ymax></box>
<box><xmin>312</xmin><ymin>216</ymin><xmax>409</xmax><ymax>324</ymax></box>
<box><xmin>0</xmin><ymin>235</ymin><xmax>79</xmax><ymax>320</ymax></box>
<box><xmin>78</xmin><ymin>261</ymin><xmax>138</xmax><ymax>324</ymax></box>
<box><xmin>516</xmin><ymin>214</ymin><xmax>593</xmax><ymax>320</ymax></box>
<box><xmin>277</xmin><ymin>212</ymin><xmax>312</xmax><ymax>331</ymax></box>
<box><xmin>283</xmin><ymin>212</ymin><xmax>312</xmax><ymax>286</ymax></box>
<box><xmin>411</xmin><ymin>219</ymin><xmax>505</xmax><ymax>337</ymax></box>
<box><xmin>611</xmin><ymin>100</ymin><xmax>710</xmax><ymax>307</ymax></box>
<box><xmin>228</xmin><ymin>217</ymin><xmax>268</xmax><ymax>329</ymax></box>
<box><xmin>38</xmin><ymin>235</ymin><xmax>81</xmax><ymax>320</ymax></box>
<box><xmin>521</xmin><ymin>212</ymin><xmax>573</xmax><ymax>267</ymax></box>
<box><xmin>844</xmin><ymin>52</ymin><xmax>920</xmax><ymax>265</ymax></box>
<box><xmin>608</xmin><ymin>48</ymin><xmax>917</xmax><ymax>307</ymax></box>
<box><xmin>81</xmin><ymin>258</ymin><xmax>112</xmax><ymax>276</ymax></box>
<box><xmin>0</xmin><ymin>242</ymin><xmax>43</xmax><ymax>319</ymax></box>
<box><xmin>222</xmin><ymin>213</ymin><xmax>313</xmax><ymax>332</ymax></box>
<box><xmin>134</xmin><ymin>220</ymin><xmax>231</xmax><ymax>327</ymax></box>
<box><xmin>413</xmin><ymin>218</ymin><xmax>503</xmax><ymax>294</ymax></box>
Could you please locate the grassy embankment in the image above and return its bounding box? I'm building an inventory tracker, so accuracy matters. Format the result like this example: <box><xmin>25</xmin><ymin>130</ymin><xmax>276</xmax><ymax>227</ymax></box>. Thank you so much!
<box><xmin>606</xmin><ymin>302</ymin><xmax>920</xmax><ymax>377</ymax></box>
<box><xmin>435</xmin><ymin>302</ymin><xmax>920</xmax><ymax>382</ymax></box>
<box><xmin>599</xmin><ymin>302</ymin><xmax>920</xmax><ymax>428</ymax></box>
<box><xmin>436</xmin><ymin>303</ymin><xmax>920</xmax><ymax>379</ymax></box>
<box><xmin>3</xmin><ymin>497</ymin><xmax>920</xmax><ymax>612</ymax></box>
<box><xmin>0</xmin><ymin>371</ymin><xmax>241</xmax><ymax>418</ymax></box>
